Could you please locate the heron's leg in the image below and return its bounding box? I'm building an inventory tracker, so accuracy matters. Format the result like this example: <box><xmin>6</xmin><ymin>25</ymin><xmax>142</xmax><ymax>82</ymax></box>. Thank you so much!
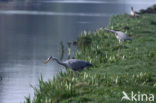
<box><xmin>119</xmin><ymin>40</ymin><xmax>121</xmax><ymax>44</ymax></box>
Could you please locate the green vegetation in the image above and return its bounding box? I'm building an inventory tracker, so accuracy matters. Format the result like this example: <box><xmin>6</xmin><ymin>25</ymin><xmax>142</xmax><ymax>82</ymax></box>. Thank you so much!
<box><xmin>140</xmin><ymin>4</ymin><xmax>156</xmax><ymax>14</ymax></box>
<box><xmin>25</xmin><ymin>13</ymin><xmax>156</xmax><ymax>103</ymax></box>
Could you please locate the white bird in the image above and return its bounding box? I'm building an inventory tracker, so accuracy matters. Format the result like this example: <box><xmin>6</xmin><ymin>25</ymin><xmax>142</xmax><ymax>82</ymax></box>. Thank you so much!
<box><xmin>44</xmin><ymin>56</ymin><xmax>93</xmax><ymax>71</ymax></box>
<box><xmin>104</xmin><ymin>28</ymin><xmax>131</xmax><ymax>43</ymax></box>
<box><xmin>131</xmin><ymin>7</ymin><xmax>139</xmax><ymax>17</ymax></box>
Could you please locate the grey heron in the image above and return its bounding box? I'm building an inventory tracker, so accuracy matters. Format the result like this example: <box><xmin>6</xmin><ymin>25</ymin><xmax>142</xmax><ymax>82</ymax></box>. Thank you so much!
<box><xmin>44</xmin><ymin>56</ymin><xmax>93</xmax><ymax>71</ymax></box>
<box><xmin>104</xmin><ymin>28</ymin><xmax>131</xmax><ymax>43</ymax></box>
<box><xmin>131</xmin><ymin>7</ymin><xmax>139</xmax><ymax>17</ymax></box>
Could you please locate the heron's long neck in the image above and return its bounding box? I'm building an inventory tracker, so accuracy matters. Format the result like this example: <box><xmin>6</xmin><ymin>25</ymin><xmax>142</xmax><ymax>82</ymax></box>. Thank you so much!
<box><xmin>104</xmin><ymin>28</ymin><xmax>116</xmax><ymax>33</ymax></box>
<box><xmin>53</xmin><ymin>58</ymin><xmax>66</xmax><ymax>67</ymax></box>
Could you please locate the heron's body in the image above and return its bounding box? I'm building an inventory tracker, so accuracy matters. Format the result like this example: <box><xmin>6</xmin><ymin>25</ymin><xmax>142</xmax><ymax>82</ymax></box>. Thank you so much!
<box><xmin>44</xmin><ymin>56</ymin><xmax>92</xmax><ymax>71</ymax></box>
<box><xmin>104</xmin><ymin>28</ymin><xmax>131</xmax><ymax>43</ymax></box>
<box><xmin>131</xmin><ymin>7</ymin><xmax>139</xmax><ymax>17</ymax></box>
<box><xmin>63</xmin><ymin>59</ymin><xmax>92</xmax><ymax>71</ymax></box>
<box><xmin>131</xmin><ymin>9</ymin><xmax>135</xmax><ymax>16</ymax></box>
<box><xmin>114</xmin><ymin>31</ymin><xmax>131</xmax><ymax>42</ymax></box>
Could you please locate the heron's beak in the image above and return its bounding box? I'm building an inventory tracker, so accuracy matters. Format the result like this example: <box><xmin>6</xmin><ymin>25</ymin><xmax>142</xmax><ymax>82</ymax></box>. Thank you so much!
<box><xmin>43</xmin><ymin>57</ymin><xmax>51</xmax><ymax>64</ymax></box>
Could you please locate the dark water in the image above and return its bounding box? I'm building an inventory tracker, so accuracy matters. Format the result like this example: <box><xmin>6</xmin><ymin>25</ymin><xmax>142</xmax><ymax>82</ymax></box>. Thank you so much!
<box><xmin>0</xmin><ymin>0</ymin><xmax>156</xmax><ymax>103</ymax></box>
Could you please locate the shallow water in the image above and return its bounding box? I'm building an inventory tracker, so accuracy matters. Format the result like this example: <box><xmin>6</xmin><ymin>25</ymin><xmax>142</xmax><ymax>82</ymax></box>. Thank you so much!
<box><xmin>0</xmin><ymin>0</ymin><xmax>156</xmax><ymax>103</ymax></box>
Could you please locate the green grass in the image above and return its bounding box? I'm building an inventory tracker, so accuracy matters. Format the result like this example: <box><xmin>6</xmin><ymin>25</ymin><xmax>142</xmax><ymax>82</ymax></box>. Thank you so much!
<box><xmin>25</xmin><ymin>13</ymin><xmax>156</xmax><ymax>103</ymax></box>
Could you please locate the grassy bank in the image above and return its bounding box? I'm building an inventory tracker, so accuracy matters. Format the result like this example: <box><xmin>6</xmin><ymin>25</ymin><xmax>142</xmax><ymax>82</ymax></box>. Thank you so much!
<box><xmin>25</xmin><ymin>13</ymin><xmax>156</xmax><ymax>103</ymax></box>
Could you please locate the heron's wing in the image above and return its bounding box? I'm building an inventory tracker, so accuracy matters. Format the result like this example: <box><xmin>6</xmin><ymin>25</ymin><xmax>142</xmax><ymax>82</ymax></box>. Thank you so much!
<box><xmin>64</xmin><ymin>59</ymin><xmax>91</xmax><ymax>71</ymax></box>
<box><xmin>116</xmin><ymin>31</ymin><xmax>131</xmax><ymax>40</ymax></box>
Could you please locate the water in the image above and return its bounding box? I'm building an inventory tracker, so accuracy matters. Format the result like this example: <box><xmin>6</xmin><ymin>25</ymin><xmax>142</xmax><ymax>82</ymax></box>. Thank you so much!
<box><xmin>0</xmin><ymin>0</ymin><xmax>156</xmax><ymax>103</ymax></box>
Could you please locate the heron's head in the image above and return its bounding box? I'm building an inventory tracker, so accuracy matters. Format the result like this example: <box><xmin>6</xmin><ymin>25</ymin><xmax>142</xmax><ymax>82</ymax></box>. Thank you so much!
<box><xmin>131</xmin><ymin>7</ymin><xmax>133</xmax><ymax>10</ymax></box>
<box><xmin>43</xmin><ymin>56</ymin><xmax>53</xmax><ymax>64</ymax></box>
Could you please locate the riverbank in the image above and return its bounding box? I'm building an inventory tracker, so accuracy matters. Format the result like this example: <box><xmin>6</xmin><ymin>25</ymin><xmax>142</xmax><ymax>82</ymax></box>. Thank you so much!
<box><xmin>140</xmin><ymin>4</ymin><xmax>156</xmax><ymax>14</ymax></box>
<box><xmin>25</xmin><ymin>8</ymin><xmax>156</xmax><ymax>103</ymax></box>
